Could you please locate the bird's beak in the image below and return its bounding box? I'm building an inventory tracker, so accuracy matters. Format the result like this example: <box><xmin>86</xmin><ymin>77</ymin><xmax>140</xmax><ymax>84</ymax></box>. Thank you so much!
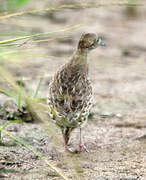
<box><xmin>97</xmin><ymin>38</ymin><xmax>105</xmax><ymax>46</ymax></box>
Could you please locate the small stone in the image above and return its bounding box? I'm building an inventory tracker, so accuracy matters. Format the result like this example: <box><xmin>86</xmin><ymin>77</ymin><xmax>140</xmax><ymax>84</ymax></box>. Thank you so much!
<box><xmin>116</xmin><ymin>113</ymin><xmax>122</xmax><ymax>118</ymax></box>
<box><xmin>131</xmin><ymin>165</ymin><xmax>137</xmax><ymax>169</ymax></box>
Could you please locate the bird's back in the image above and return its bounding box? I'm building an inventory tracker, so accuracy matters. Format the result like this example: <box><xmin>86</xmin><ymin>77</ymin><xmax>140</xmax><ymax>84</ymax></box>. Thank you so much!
<box><xmin>48</xmin><ymin>61</ymin><xmax>93</xmax><ymax>128</ymax></box>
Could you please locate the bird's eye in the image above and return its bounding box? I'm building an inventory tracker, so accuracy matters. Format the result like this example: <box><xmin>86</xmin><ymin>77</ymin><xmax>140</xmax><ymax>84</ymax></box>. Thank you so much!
<box><xmin>97</xmin><ymin>38</ymin><xmax>101</xmax><ymax>44</ymax></box>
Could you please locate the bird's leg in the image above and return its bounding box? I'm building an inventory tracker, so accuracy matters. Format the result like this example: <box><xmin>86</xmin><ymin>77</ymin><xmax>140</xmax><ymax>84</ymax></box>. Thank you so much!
<box><xmin>62</xmin><ymin>128</ymin><xmax>74</xmax><ymax>153</ymax></box>
<box><xmin>79</xmin><ymin>127</ymin><xmax>89</xmax><ymax>152</ymax></box>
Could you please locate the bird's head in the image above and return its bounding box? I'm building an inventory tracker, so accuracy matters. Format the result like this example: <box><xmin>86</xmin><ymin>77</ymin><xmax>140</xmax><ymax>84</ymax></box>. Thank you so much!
<box><xmin>78</xmin><ymin>33</ymin><xmax>105</xmax><ymax>51</ymax></box>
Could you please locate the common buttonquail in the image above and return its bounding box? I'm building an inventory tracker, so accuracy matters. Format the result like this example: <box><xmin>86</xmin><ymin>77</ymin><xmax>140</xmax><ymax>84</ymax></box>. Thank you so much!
<box><xmin>48</xmin><ymin>33</ymin><xmax>105</xmax><ymax>152</ymax></box>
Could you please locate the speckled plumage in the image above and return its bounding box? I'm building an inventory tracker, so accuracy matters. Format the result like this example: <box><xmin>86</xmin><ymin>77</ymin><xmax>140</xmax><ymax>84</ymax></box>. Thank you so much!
<box><xmin>47</xmin><ymin>33</ymin><xmax>105</xmax><ymax>152</ymax></box>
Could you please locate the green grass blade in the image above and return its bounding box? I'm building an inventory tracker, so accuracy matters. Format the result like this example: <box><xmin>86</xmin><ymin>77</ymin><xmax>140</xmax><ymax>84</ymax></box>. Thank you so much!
<box><xmin>0</xmin><ymin>24</ymin><xmax>84</xmax><ymax>45</ymax></box>
<box><xmin>0</xmin><ymin>120</ymin><xmax>22</xmax><ymax>144</ymax></box>
<box><xmin>0</xmin><ymin>120</ymin><xmax>22</xmax><ymax>131</ymax></box>
<box><xmin>33</xmin><ymin>76</ymin><xmax>43</xmax><ymax>99</ymax></box>
<box><xmin>0</xmin><ymin>88</ymin><xmax>17</xmax><ymax>98</ymax></box>
<box><xmin>0</xmin><ymin>67</ymin><xmax>27</xmax><ymax>99</ymax></box>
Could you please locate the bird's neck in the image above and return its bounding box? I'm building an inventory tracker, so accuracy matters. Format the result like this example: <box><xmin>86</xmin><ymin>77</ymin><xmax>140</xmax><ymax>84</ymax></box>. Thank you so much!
<box><xmin>70</xmin><ymin>48</ymin><xmax>88</xmax><ymax>66</ymax></box>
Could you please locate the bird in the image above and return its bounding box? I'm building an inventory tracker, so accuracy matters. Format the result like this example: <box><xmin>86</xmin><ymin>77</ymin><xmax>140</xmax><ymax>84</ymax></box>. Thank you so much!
<box><xmin>47</xmin><ymin>33</ymin><xmax>105</xmax><ymax>153</ymax></box>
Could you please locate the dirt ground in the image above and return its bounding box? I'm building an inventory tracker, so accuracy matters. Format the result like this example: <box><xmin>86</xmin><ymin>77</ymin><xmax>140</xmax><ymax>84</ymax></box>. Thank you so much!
<box><xmin>0</xmin><ymin>1</ymin><xmax>146</xmax><ymax>179</ymax></box>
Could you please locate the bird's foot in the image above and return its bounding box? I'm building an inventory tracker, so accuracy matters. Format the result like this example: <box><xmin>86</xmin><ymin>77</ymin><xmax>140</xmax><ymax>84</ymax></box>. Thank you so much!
<box><xmin>65</xmin><ymin>145</ymin><xmax>76</xmax><ymax>154</ymax></box>
<box><xmin>65</xmin><ymin>144</ymin><xmax>89</xmax><ymax>154</ymax></box>
<box><xmin>79</xmin><ymin>143</ymin><xmax>89</xmax><ymax>153</ymax></box>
